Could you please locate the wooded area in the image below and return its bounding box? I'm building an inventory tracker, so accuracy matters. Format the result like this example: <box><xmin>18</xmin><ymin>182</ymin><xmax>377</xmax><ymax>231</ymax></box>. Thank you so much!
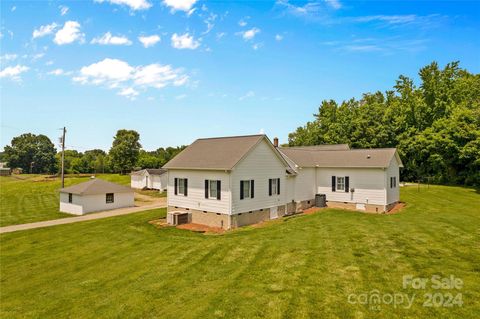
<box><xmin>288</xmin><ymin>62</ymin><xmax>480</xmax><ymax>186</ymax></box>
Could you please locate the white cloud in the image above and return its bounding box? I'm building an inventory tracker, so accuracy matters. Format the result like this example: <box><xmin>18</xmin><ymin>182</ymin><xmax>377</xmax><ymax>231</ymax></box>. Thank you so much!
<box><xmin>59</xmin><ymin>5</ymin><xmax>69</xmax><ymax>16</ymax></box>
<box><xmin>0</xmin><ymin>53</ymin><xmax>18</xmax><ymax>62</ymax></box>
<box><xmin>118</xmin><ymin>87</ymin><xmax>139</xmax><ymax>99</ymax></box>
<box><xmin>275</xmin><ymin>34</ymin><xmax>283</xmax><ymax>41</ymax></box>
<box><xmin>171</xmin><ymin>33</ymin><xmax>200</xmax><ymax>49</ymax></box>
<box><xmin>239</xmin><ymin>90</ymin><xmax>255</xmax><ymax>100</ymax></box>
<box><xmin>252</xmin><ymin>43</ymin><xmax>263</xmax><ymax>50</ymax></box>
<box><xmin>11</xmin><ymin>6</ymin><xmax>16</xmax><ymax>12</ymax></box>
<box><xmin>354</xmin><ymin>15</ymin><xmax>417</xmax><ymax>25</ymax></box>
<box><xmin>94</xmin><ymin>0</ymin><xmax>152</xmax><ymax>11</ymax></box>
<box><xmin>216</xmin><ymin>32</ymin><xmax>226</xmax><ymax>40</ymax></box>
<box><xmin>175</xmin><ymin>94</ymin><xmax>187</xmax><ymax>100</ymax></box>
<box><xmin>325</xmin><ymin>0</ymin><xmax>341</xmax><ymax>10</ymax></box>
<box><xmin>33</xmin><ymin>23</ymin><xmax>58</xmax><ymax>39</ymax></box>
<box><xmin>91</xmin><ymin>32</ymin><xmax>132</xmax><ymax>45</ymax></box>
<box><xmin>238</xmin><ymin>27</ymin><xmax>260</xmax><ymax>41</ymax></box>
<box><xmin>48</xmin><ymin>68</ymin><xmax>65</xmax><ymax>76</ymax></box>
<box><xmin>73</xmin><ymin>58</ymin><xmax>189</xmax><ymax>99</ymax></box>
<box><xmin>54</xmin><ymin>21</ymin><xmax>84</xmax><ymax>45</ymax></box>
<box><xmin>31</xmin><ymin>53</ymin><xmax>45</xmax><ymax>61</ymax></box>
<box><xmin>163</xmin><ymin>0</ymin><xmax>197</xmax><ymax>12</ymax></box>
<box><xmin>76</xmin><ymin>58</ymin><xmax>134</xmax><ymax>84</ymax></box>
<box><xmin>138</xmin><ymin>35</ymin><xmax>161</xmax><ymax>48</ymax></box>
<box><xmin>238</xmin><ymin>19</ymin><xmax>247</xmax><ymax>27</ymax></box>
<box><xmin>0</xmin><ymin>65</ymin><xmax>29</xmax><ymax>80</ymax></box>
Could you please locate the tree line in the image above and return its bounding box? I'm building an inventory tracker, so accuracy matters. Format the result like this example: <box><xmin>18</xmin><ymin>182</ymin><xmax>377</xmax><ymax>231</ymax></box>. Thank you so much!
<box><xmin>2</xmin><ymin>129</ymin><xmax>186</xmax><ymax>174</ymax></box>
<box><xmin>288</xmin><ymin>61</ymin><xmax>480</xmax><ymax>186</ymax></box>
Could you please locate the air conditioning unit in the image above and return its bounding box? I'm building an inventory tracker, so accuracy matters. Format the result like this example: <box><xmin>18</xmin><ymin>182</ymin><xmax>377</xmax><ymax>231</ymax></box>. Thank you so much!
<box><xmin>167</xmin><ymin>211</ymin><xmax>190</xmax><ymax>225</ymax></box>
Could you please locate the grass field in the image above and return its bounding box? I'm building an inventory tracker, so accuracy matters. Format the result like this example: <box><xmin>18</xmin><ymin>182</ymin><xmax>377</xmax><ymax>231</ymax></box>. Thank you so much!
<box><xmin>0</xmin><ymin>185</ymin><xmax>479</xmax><ymax>318</ymax></box>
<box><xmin>0</xmin><ymin>174</ymin><xmax>131</xmax><ymax>227</ymax></box>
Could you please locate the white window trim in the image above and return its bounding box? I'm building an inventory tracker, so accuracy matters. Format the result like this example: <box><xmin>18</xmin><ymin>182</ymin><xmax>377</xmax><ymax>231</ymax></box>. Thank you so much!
<box><xmin>209</xmin><ymin>180</ymin><xmax>218</xmax><ymax>199</ymax></box>
<box><xmin>337</xmin><ymin>177</ymin><xmax>345</xmax><ymax>191</ymax></box>
<box><xmin>242</xmin><ymin>180</ymin><xmax>251</xmax><ymax>199</ymax></box>
<box><xmin>178</xmin><ymin>178</ymin><xmax>186</xmax><ymax>196</ymax></box>
<box><xmin>270</xmin><ymin>178</ymin><xmax>280</xmax><ymax>196</ymax></box>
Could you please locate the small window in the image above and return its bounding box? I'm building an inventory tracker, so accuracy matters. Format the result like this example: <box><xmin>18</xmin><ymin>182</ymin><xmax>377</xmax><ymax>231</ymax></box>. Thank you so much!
<box><xmin>209</xmin><ymin>180</ymin><xmax>218</xmax><ymax>199</ymax></box>
<box><xmin>68</xmin><ymin>193</ymin><xmax>72</xmax><ymax>203</ymax></box>
<box><xmin>106</xmin><ymin>193</ymin><xmax>114</xmax><ymax>204</ymax></box>
<box><xmin>391</xmin><ymin>176</ymin><xmax>397</xmax><ymax>188</ymax></box>
<box><xmin>337</xmin><ymin>177</ymin><xmax>345</xmax><ymax>191</ymax></box>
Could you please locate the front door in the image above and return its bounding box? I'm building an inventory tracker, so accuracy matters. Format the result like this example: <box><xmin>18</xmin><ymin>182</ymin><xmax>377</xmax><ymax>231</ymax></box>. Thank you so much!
<box><xmin>270</xmin><ymin>206</ymin><xmax>278</xmax><ymax>219</ymax></box>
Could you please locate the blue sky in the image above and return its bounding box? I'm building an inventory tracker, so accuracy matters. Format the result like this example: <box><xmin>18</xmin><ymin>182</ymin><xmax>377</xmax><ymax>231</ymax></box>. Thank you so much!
<box><xmin>1</xmin><ymin>0</ymin><xmax>479</xmax><ymax>152</ymax></box>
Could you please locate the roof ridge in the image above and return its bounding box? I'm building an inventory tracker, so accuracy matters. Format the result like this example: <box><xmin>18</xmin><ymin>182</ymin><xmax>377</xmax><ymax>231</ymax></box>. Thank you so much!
<box><xmin>196</xmin><ymin>134</ymin><xmax>265</xmax><ymax>141</ymax></box>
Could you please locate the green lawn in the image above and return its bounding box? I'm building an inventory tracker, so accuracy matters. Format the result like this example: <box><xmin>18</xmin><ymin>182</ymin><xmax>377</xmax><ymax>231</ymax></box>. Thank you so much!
<box><xmin>0</xmin><ymin>185</ymin><xmax>479</xmax><ymax>318</ymax></box>
<box><xmin>0</xmin><ymin>174</ymin><xmax>131</xmax><ymax>227</ymax></box>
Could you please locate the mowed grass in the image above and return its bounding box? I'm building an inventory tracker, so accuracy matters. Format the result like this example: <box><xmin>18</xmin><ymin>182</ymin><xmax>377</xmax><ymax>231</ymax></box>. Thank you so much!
<box><xmin>0</xmin><ymin>174</ymin><xmax>130</xmax><ymax>227</ymax></box>
<box><xmin>1</xmin><ymin>185</ymin><xmax>479</xmax><ymax>318</ymax></box>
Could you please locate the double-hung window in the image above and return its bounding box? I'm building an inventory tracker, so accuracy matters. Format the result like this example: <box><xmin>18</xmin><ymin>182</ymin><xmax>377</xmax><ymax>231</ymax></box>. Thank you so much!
<box><xmin>269</xmin><ymin>178</ymin><xmax>280</xmax><ymax>196</ymax></box>
<box><xmin>240</xmin><ymin>180</ymin><xmax>254</xmax><ymax>200</ymax></box>
<box><xmin>205</xmin><ymin>180</ymin><xmax>221</xmax><ymax>200</ymax></box>
<box><xmin>337</xmin><ymin>177</ymin><xmax>345</xmax><ymax>191</ymax></box>
<box><xmin>175</xmin><ymin>178</ymin><xmax>188</xmax><ymax>196</ymax></box>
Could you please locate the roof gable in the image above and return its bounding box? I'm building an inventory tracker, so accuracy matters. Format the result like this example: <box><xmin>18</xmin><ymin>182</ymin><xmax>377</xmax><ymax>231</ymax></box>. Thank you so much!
<box><xmin>163</xmin><ymin>135</ymin><xmax>264</xmax><ymax>170</ymax></box>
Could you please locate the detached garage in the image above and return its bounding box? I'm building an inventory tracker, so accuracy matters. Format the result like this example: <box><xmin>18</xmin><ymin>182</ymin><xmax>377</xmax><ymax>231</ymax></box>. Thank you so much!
<box><xmin>59</xmin><ymin>178</ymin><xmax>134</xmax><ymax>215</ymax></box>
<box><xmin>130</xmin><ymin>169</ymin><xmax>167</xmax><ymax>191</ymax></box>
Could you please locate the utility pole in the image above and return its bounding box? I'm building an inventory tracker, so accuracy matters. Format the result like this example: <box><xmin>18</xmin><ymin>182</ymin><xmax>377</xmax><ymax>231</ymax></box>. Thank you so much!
<box><xmin>60</xmin><ymin>127</ymin><xmax>66</xmax><ymax>188</ymax></box>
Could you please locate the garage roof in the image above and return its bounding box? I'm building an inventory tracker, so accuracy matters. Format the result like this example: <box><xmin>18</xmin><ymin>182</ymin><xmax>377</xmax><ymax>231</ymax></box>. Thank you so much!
<box><xmin>59</xmin><ymin>178</ymin><xmax>133</xmax><ymax>195</ymax></box>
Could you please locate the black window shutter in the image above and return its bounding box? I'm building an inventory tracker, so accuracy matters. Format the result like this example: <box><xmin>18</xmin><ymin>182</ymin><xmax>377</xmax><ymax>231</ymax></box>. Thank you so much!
<box><xmin>174</xmin><ymin>178</ymin><xmax>178</xmax><ymax>195</ymax></box>
<box><xmin>184</xmin><ymin>179</ymin><xmax>188</xmax><ymax>196</ymax></box>
<box><xmin>332</xmin><ymin>176</ymin><xmax>336</xmax><ymax>192</ymax></box>
<box><xmin>217</xmin><ymin>180</ymin><xmax>221</xmax><ymax>200</ymax></box>
<box><xmin>345</xmin><ymin>176</ymin><xmax>349</xmax><ymax>192</ymax></box>
<box><xmin>205</xmin><ymin>180</ymin><xmax>209</xmax><ymax>198</ymax></box>
<box><xmin>390</xmin><ymin>177</ymin><xmax>392</xmax><ymax>188</ymax></box>
<box><xmin>251</xmin><ymin>180</ymin><xmax>255</xmax><ymax>198</ymax></box>
<box><xmin>277</xmin><ymin>178</ymin><xmax>280</xmax><ymax>195</ymax></box>
<box><xmin>240</xmin><ymin>181</ymin><xmax>244</xmax><ymax>200</ymax></box>
<box><xmin>269</xmin><ymin>179</ymin><xmax>272</xmax><ymax>196</ymax></box>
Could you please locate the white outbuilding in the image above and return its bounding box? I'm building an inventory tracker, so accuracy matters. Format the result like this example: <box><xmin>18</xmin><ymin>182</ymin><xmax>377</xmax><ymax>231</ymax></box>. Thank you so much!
<box><xmin>59</xmin><ymin>178</ymin><xmax>135</xmax><ymax>215</ymax></box>
<box><xmin>130</xmin><ymin>169</ymin><xmax>167</xmax><ymax>191</ymax></box>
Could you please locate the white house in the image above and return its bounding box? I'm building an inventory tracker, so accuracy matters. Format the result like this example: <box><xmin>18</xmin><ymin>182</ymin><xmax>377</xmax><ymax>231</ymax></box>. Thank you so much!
<box><xmin>163</xmin><ymin>134</ymin><xmax>403</xmax><ymax>229</ymax></box>
<box><xmin>130</xmin><ymin>169</ymin><xmax>167</xmax><ymax>191</ymax></box>
<box><xmin>59</xmin><ymin>178</ymin><xmax>134</xmax><ymax>215</ymax></box>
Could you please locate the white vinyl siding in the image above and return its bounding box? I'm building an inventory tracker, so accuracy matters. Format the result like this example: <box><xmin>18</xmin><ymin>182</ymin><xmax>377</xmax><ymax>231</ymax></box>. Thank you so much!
<box><xmin>131</xmin><ymin>172</ymin><xmax>167</xmax><ymax>190</ymax></box>
<box><xmin>232</xmin><ymin>139</ymin><xmax>287</xmax><ymax>214</ymax></box>
<box><xmin>317</xmin><ymin>168</ymin><xmax>386</xmax><ymax>205</ymax></box>
<box><xmin>386</xmin><ymin>157</ymin><xmax>400</xmax><ymax>204</ymax></box>
<box><xmin>59</xmin><ymin>192</ymin><xmax>134</xmax><ymax>215</ymax></box>
<box><xmin>293</xmin><ymin>168</ymin><xmax>316</xmax><ymax>202</ymax></box>
<box><xmin>167</xmin><ymin>169</ymin><xmax>230</xmax><ymax>213</ymax></box>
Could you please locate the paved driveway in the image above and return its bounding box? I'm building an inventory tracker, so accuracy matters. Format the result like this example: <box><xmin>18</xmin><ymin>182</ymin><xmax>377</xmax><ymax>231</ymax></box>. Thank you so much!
<box><xmin>0</xmin><ymin>198</ymin><xmax>166</xmax><ymax>234</ymax></box>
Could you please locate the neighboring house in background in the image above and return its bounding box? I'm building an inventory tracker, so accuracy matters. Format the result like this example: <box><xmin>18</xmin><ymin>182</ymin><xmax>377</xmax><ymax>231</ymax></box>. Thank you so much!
<box><xmin>59</xmin><ymin>178</ymin><xmax>134</xmax><ymax>215</ymax></box>
<box><xmin>0</xmin><ymin>162</ymin><xmax>11</xmax><ymax>176</ymax></box>
<box><xmin>130</xmin><ymin>169</ymin><xmax>167</xmax><ymax>191</ymax></box>
<box><xmin>163</xmin><ymin>134</ymin><xmax>403</xmax><ymax>230</ymax></box>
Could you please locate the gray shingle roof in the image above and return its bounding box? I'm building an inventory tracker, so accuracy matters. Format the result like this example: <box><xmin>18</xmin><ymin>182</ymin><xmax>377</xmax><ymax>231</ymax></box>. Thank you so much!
<box><xmin>131</xmin><ymin>168</ymin><xmax>167</xmax><ymax>176</ymax></box>
<box><xmin>278</xmin><ymin>147</ymin><xmax>403</xmax><ymax>168</ymax></box>
<box><xmin>59</xmin><ymin>178</ymin><xmax>133</xmax><ymax>195</ymax></box>
<box><xmin>163</xmin><ymin>134</ymin><xmax>268</xmax><ymax>170</ymax></box>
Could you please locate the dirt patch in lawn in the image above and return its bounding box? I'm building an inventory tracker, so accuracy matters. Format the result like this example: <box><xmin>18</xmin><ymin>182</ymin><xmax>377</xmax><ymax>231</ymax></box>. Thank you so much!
<box><xmin>386</xmin><ymin>202</ymin><xmax>406</xmax><ymax>214</ymax></box>
<box><xmin>176</xmin><ymin>223</ymin><xmax>225</xmax><ymax>234</ymax></box>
